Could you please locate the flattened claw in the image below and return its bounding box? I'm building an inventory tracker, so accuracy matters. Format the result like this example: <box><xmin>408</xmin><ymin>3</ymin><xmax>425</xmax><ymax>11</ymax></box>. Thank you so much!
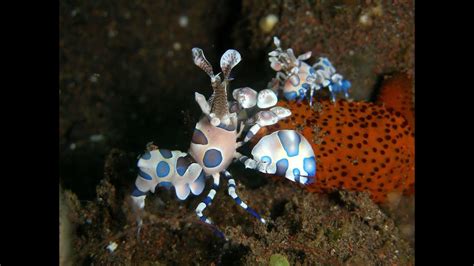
<box><xmin>257</xmin><ymin>89</ymin><xmax>278</xmax><ymax>109</ymax></box>
<box><xmin>220</xmin><ymin>49</ymin><xmax>241</xmax><ymax>80</ymax></box>
<box><xmin>192</xmin><ymin>48</ymin><xmax>214</xmax><ymax>78</ymax></box>
<box><xmin>233</xmin><ymin>87</ymin><xmax>257</xmax><ymax>108</ymax></box>
<box><xmin>270</xmin><ymin>106</ymin><xmax>291</xmax><ymax>119</ymax></box>
<box><xmin>255</xmin><ymin>110</ymin><xmax>279</xmax><ymax>126</ymax></box>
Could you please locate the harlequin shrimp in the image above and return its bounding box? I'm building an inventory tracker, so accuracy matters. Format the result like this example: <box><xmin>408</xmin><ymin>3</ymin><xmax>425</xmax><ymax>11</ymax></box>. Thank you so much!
<box><xmin>268</xmin><ymin>36</ymin><xmax>351</xmax><ymax>105</ymax></box>
<box><xmin>130</xmin><ymin>48</ymin><xmax>317</xmax><ymax>238</ymax></box>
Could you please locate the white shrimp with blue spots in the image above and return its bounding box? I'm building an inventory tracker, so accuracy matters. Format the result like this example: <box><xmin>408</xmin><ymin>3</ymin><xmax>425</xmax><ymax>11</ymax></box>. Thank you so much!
<box><xmin>268</xmin><ymin>36</ymin><xmax>351</xmax><ymax>104</ymax></box>
<box><xmin>249</xmin><ymin>130</ymin><xmax>316</xmax><ymax>185</ymax></box>
<box><xmin>130</xmin><ymin>47</ymin><xmax>318</xmax><ymax>240</ymax></box>
<box><xmin>132</xmin><ymin>149</ymin><xmax>206</xmax><ymax>203</ymax></box>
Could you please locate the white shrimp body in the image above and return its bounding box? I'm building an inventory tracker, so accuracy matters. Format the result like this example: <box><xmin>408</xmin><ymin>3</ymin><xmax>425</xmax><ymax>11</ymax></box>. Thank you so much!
<box><xmin>251</xmin><ymin>130</ymin><xmax>316</xmax><ymax>185</ymax></box>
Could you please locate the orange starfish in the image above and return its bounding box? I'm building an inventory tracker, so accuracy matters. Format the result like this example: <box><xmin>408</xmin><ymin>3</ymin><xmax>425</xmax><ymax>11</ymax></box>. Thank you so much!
<box><xmin>377</xmin><ymin>72</ymin><xmax>414</xmax><ymax>131</ymax></box>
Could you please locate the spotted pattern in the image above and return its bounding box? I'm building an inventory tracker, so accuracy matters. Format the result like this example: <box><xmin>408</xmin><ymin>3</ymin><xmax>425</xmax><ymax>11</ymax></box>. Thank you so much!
<box><xmin>131</xmin><ymin>185</ymin><xmax>147</xmax><ymax>197</ymax></box>
<box><xmin>203</xmin><ymin>149</ymin><xmax>223</xmax><ymax>168</ymax></box>
<box><xmin>377</xmin><ymin>72</ymin><xmax>414</xmax><ymax>131</ymax></box>
<box><xmin>284</xmin><ymin>91</ymin><xmax>297</xmax><ymax>101</ymax></box>
<box><xmin>278</xmin><ymin>130</ymin><xmax>301</xmax><ymax>157</ymax></box>
<box><xmin>217</xmin><ymin>122</ymin><xmax>236</xmax><ymax>131</ymax></box>
<box><xmin>303</xmin><ymin>156</ymin><xmax>316</xmax><ymax>177</ymax></box>
<box><xmin>261</xmin><ymin>155</ymin><xmax>272</xmax><ymax>164</ymax></box>
<box><xmin>156</xmin><ymin>161</ymin><xmax>170</xmax><ymax>177</ymax></box>
<box><xmin>138</xmin><ymin>170</ymin><xmax>153</xmax><ymax>180</ymax></box>
<box><xmin>157</xmin><ymin>181</ymin><xmax>172</xmax><ymax>189</ymax></box>
<box><xmin>191</xmin><ymin>129</ymin><xmax>208</xmax><ymax>145</ymax></box>
<box><xmin>141</xmin><ymin>152</ymin><xmax>151</xmax><ymax>160</ymax></box>
<box><xmin>276</xmin><ymin>158</ymin><xmax>289</xmax><ymax>176</ymax></box>
<box><xmin>176</xmin><ymin>156</ymin><xmax>193</xmax><ymax>176</ymax></box>
<box><xmin>293</xmin><ymin>168</ymin><xmax>300</xmax><ymax>183</ymax></box>
<box><xmin>159</xmin><ymin>149</ymin><xmax>173</xmax><ymax>159</ymax></box>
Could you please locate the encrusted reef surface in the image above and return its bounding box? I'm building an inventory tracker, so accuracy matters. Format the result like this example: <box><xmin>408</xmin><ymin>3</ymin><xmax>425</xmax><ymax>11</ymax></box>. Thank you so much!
<box><xmin>60</xmin><ymin>0</ymin><xmax>414</xmax><ymax>264</ymax></box>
